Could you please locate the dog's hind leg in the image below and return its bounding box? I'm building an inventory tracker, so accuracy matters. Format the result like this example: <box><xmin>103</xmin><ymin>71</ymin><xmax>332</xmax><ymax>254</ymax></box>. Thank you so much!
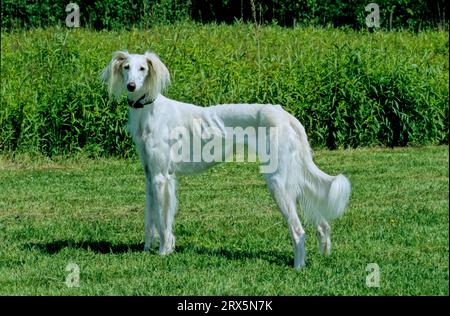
<box><xmin>316</xmin><ymin>220</ymin><xmax>331</xmax><ymax>256</ymax></box>
<box><xmin>144</xmin><ymin>169</ymin><xmax>159</xmax><ymax>251</ymax></box>
<box><xmin>152</xmin><ymin>173</ymin><xmax>177</xmax><ymax>256</ymax></box>
<box><xmin>265</xmin><ymin>175</ymin><xmax>306</xmax><ymax>270</ymax></box>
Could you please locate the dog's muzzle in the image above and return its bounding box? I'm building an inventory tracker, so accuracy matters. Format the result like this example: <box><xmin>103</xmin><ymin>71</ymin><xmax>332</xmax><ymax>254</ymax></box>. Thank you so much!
<box><xmin>127</xmin><ymin>82</ymin><xmax>136</xmax><ymax>92</ymax></box>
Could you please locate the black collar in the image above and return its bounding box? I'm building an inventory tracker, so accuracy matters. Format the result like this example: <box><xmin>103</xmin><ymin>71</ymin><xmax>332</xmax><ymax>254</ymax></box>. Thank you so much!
<box><xmin>127</xmin><ymin>94</ymin><xmax>153</xmax><ymax>109</ymax></box>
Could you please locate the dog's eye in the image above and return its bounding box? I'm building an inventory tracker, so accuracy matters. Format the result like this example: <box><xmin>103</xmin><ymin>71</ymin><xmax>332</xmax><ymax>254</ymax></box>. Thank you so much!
<box><xmin>139</xmin><ymin>67</ymin><xmax>145</xmax><ymax>71</ymax></box>
<box><xmin>124</xmin><ymin>65</ymin><xmax>130</xmax><ymax>70</ymax></box>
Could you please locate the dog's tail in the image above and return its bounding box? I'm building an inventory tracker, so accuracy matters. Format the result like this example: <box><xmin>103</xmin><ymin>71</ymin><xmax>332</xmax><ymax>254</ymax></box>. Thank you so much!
<box><xmin>287</xmin><ymin>114</ymin><xmax>351</xmax><ymax>224</ymax></box>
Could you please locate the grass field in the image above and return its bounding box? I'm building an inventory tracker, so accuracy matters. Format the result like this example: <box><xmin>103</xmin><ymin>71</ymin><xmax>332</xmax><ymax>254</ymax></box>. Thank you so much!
<box><xmin>0</xmin><ymin>146</ymin><xmax>448</xmax><ymax>295</ymax></box>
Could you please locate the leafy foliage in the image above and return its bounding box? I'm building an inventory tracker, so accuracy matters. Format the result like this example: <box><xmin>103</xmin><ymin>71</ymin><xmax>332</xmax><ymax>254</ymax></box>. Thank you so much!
<box><xmin>0</xmin><ymin>24</ymin><xmax>448</xmax><ymax>156</ymax></box>
<box><xmin>1</xmin><ymin>0</ymin><xmax>448</xmax><ymax>30</ymax></box>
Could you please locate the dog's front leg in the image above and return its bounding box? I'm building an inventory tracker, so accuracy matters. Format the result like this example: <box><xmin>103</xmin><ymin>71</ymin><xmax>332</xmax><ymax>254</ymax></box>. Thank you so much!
<box><xmin>144</xmin><ymin>168</ymin><xmax>159</xmax><ymax>251</ymax></box>
<box><xmin>152</xmin><ymin>173</ymin><xmax>177</xmax><ymax>256</ymax></box>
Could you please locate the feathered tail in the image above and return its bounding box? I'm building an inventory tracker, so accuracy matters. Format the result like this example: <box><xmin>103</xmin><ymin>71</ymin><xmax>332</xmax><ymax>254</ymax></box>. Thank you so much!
<box><xmin>287</xmin><ymin>114</ymin><xmax>351</xmax><ymax>224</ymax></box>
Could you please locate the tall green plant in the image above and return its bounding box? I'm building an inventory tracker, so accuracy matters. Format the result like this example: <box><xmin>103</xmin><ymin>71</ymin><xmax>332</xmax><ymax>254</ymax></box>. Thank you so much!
<box><xmin>1</xmin><ymin>25</ymin><xmax>448</xmax><ymax>156</ymax></box>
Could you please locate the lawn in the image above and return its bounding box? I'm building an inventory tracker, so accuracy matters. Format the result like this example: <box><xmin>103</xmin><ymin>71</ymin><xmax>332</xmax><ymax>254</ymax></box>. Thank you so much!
<box><xmin>0</xmin><ymin>146</ymin><xmax>448</xmax><ymax>295</ymax></box>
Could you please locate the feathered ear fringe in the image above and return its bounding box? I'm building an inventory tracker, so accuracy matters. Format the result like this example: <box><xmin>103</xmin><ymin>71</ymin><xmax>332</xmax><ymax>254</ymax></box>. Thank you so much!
<box><xmin>100</xmin><ymin>51</ymin><xmax>129</xmax><ymax>100</ymax></box>
<box><xmin>143</xmin><ymin>52</ymin><xmax>171</xmax><ymax>101</ymax></box>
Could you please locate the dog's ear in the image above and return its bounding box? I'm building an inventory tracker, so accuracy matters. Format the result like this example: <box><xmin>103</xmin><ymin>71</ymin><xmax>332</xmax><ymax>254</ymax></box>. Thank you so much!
<box><xmin>144</xmin><ymin>51</ymin><xmax>170</xmax><ymax>100</ymax></box>
<box><xmin>100</xmin><ymin>51</ymin><xmax>129</xmax><ymax>100</ymax></box>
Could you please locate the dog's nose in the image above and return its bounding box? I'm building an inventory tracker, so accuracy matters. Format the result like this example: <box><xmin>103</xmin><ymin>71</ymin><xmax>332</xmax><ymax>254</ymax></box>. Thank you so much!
<box><xmin>127</xmin><ymin>82</ymin><xmax>136</xmax><ymax>92</ymax></box>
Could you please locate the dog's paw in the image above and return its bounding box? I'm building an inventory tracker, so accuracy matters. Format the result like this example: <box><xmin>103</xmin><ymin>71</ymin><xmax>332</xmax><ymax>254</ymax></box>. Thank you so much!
<box><xmin>159</xmin><ymin>247</ymin><xmax>175</xmax><ymax>256</ymax></box>
<box><xmin>294</xmin><ymin>263</ymin><xmax>305</xmax><ymax>271</ymax></box>
<box><xmin>159</xmin><ymin>234</ymin><xmax>175</xmax><ymax>256</ymax></box>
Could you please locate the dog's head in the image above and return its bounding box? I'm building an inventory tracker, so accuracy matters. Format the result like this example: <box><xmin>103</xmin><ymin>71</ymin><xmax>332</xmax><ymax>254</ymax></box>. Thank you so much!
<box><xmin>100</xmin><ymin>51</ymin><xmax>170</xmax><ymax>102</ymax></box>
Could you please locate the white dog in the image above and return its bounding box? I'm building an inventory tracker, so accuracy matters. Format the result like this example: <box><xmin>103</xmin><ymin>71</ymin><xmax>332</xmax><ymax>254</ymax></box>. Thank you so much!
<box><xmin>101</xmin><ymin>51</ymin><xmax>351</xmax><ymax>269</ymax></box>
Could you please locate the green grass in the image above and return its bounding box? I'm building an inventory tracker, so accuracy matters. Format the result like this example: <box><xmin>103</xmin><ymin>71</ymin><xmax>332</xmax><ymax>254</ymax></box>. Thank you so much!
<box><xmin>0</xmin><ymin>146</ymin><xmax>448</xmax><ymax>295</ymax></box>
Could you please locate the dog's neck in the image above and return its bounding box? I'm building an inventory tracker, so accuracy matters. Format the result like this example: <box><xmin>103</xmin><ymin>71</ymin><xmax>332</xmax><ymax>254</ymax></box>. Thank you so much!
<box><xmin>127</xmin><ymin>93</ymin><xmax>154</xmax><ymax>109</ymax></box>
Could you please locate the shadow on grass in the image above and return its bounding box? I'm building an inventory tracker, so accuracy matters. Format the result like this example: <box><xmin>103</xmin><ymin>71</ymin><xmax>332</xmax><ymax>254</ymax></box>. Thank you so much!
<box><xmin>177</xmin><ymin>243</ymin><xmax>292</xmax><ymax>267</ymax></box>
<box><xmin>26</xmin><ymin>240</ymin><xmax>143</xmax><ymax>254</ymax></box>
<box><xmin>25</xmin><ymin>240</ymin><xmax>292</xmax><ymax>267</ymax></box>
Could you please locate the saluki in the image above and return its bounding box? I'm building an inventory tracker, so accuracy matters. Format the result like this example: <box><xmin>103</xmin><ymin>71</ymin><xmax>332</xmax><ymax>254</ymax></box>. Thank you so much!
<box><xmin>101</xmin><ymin>51</ymin><xmax>351</xmax><ymax>269</ymax></box>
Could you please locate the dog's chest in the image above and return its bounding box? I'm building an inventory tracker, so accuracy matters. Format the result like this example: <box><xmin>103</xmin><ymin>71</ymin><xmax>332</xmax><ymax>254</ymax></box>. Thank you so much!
<box><xmin>128</xmin><ymin>109</ymin><xmax>168</xmax><ymax>150</ymax></box>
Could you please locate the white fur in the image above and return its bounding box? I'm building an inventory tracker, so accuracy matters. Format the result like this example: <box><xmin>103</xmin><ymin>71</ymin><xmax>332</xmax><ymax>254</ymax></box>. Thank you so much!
<box><xmin>101</xmin><ymin>51</ymin><xmax>351</xmax><ymax>269</ymax></box>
